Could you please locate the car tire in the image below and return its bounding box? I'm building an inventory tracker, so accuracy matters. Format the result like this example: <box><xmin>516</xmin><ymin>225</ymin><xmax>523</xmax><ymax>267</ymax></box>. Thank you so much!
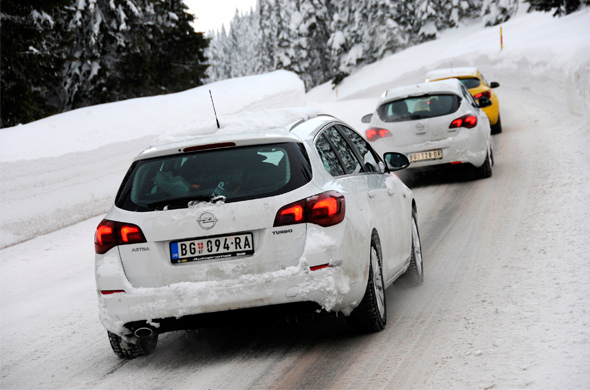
<box><xmin>491</xmin><ymin>114</ymin><xmax>502</xmax><ymax>134</ymax></box>
<box><xmin>474</xmin><ymin>152</ymin><xmax>492</xmax><ymax>179</ymax></box>
<box><xmin>108</xmin><ymin>331</ymin><xmax>158</xmax><ymax>359</ymax></box>
<box><xmin>400</xmin><ymin>211</ymin><xmax>424</xmax><ymax>287</ymax></box>
<box><xmin>347</xmin><ymin>238</ymin><xmax>387</xmax><ymax>333</ymax></box>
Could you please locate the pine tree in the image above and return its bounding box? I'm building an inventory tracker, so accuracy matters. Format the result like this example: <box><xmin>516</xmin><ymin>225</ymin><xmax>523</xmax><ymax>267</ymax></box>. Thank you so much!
<box><xmin>64</xmin><ymin>0</ymin><xmax>208</xmax><ymax>111</ymax></box>
<box><xmin>206</xmin><ymin>26</ymin><xmax>231</xmax><ymax>82</ymax></box>
<box><xmin>415</xmin><ymin>0</ymin><xmax>441</xmax><ymax>41</ymax></box>
<box><xmin>525</xmin><ymin>0</ymin><xmax>589</xmax><ymax>16</ymax></box>
<box><xmin>1</xmin><ymin>0</ymin><xmax>71</xmax><ymax>127</ymax></box>
<box><xmin>328</xmin><ymin>0</ymin><xmax>352</xmax><ymax>82</ymax></box>
<box><xmin>273</xmin><ymin>0</ymin><xmax>297</xmax><ymax>72</ymax></box>
<box><xmin>367</xmin><ymin>0</ymin><xmax>405</xmax><ymax>61</ymax></box>
<box><xmin>141</xmin><ymin>0</ymin><xmax>209</xmax><ymax>94</ymax></box>
<box><xmin>227</xmin><ymin>8</ymin><xmax>260</xmax><ymax>78</ymax></box>
<box><xmin>290</xmin><ymin>0</ymin><xmax>333</xmax><ymax>89</ymax></box>
<box><xmin>257</xmin><ymin>0</ymin><xmax>276</xmax><ymax>73</ymax></box>
<box><xmin>482</xmin><ymin>0</ymin><xmax>519</xmax><ymax>26</ymax></box>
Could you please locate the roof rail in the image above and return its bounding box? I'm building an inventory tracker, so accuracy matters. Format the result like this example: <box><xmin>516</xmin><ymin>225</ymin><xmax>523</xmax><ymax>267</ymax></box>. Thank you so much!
<box><xmin>288</xmin><ymin>119</ymin><xmax>306</xmax><ymax>132</ymax></box>
<box><xmin>317</xmin><ymin>113</ymin><xmax>337</xmax><ymax>119</ymax></box>
<box><xmin>288</xmin><ymin>110</ymin><xmax>329</xmax><ymax>132</ymax></box>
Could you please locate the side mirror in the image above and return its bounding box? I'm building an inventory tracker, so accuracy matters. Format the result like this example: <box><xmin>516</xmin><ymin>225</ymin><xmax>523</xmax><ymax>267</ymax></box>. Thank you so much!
<box><xmin>361</xmin><ymin>114</ymin><xmax>373</xmax><ymax>124</ymax></box>
<box><xmin>477</xmin><ymin>98</ymin><xmax>492</xmax><ymax>108</ymax></box>
<box><xmin>490</xmin><ymin>81</ymin><xmax>500</xmax><ymax>88</ymax></box>
<box><xmin>383</xmin><ymin>152</ymin><xmax>410</xmax><ymax>172</ymax></box>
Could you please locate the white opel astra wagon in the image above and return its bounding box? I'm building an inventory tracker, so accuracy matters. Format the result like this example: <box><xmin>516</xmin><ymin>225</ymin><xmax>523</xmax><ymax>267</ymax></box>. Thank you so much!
<box><xmin>94</xmin><ymin>108</ymin><xmax>423</xmax><ymax>358</ymax></box>
<box><xmin>362</xmin><ymin>79</ymin><xmax>493</xmax><ymax>179</ymax></box>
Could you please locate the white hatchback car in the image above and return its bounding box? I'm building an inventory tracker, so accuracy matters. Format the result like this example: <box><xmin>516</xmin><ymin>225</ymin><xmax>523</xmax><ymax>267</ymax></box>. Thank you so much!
<box><xmin>361</xmin><ymin>79</ymin><xmax>493</xmax><ymax>179</ymax></box>
<box><xmin>94</xmin><ymin>109</ymin><xmax>423</xmax><ymax>358</ymax></box>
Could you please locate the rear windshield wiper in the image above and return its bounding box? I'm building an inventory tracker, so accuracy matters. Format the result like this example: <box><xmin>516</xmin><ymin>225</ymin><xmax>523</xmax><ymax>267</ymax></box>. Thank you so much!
<box><xmin>146</xmin><ymin>195</ymin><xmax>221</xmax><ymax>209</ymax></box>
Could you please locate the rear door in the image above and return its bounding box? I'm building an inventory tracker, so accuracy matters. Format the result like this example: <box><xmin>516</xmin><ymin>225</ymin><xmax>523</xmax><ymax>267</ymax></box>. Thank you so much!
<box><xmin>315</xmin><ymin>125</ymin><xmax>406</xmax><ymax>280</ymax></box>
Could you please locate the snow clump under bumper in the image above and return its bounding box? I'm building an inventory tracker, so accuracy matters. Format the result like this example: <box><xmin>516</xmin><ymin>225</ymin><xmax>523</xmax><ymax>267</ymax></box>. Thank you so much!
<box><xmin>96</xmin><ymin>249</ymin><xmax>358</xmax><ymax>335</ymax></box>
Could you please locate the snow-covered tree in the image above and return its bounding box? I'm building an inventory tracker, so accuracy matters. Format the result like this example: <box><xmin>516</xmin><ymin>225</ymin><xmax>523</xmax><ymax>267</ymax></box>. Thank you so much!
<box><xmin>64</xmin><ymin>0</ymin><xmax>208</xmax><ymax>110</ymax></box>
<box><xmin>482</xmin><ymin>0</ymin><xmax>519</xmax><ymax>26</ymax></box>
<box><xmin>1</xmin><ymin>0</ymin><xmax>71</xmax><ymax>127</ymax></box>
<box><xmin>288</xmin><ymin>0</ymin><xmax>333</xmax><ymax>89</ymax></box>
<box><xmin>367</xmin><ymin>0</ymin><xmax>406</xmax><ymax>60</ymax></box>
<box><xmin>227</xmin><ymin>8</ymin><xmax>260</xmax><ymax>78</ymax></box>
<box><xmin>415</xmin><ymin>0</ymin><xmax>442</xmax><ymax>41</ymax></box>
<box><xmin>257</xmin><ymin>0</ymin><xmax>276</xmax><ymax>73</ymax></box>
<box><xmin>525</xmin><ymin>0</ymin><xmax>589</xmax><ymax>16</ymax></box>
<box><xmin>206</xmin><ymin>26</ymin><xmax>231</xmax><ymax>81</ymax></box>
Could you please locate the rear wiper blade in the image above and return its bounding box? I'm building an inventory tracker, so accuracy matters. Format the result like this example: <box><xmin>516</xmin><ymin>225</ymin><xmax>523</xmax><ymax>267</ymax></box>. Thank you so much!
<box><xmin>146</xmin><ymin>195</ymin><xmax>214</xmax><ymax>209</ymax></box>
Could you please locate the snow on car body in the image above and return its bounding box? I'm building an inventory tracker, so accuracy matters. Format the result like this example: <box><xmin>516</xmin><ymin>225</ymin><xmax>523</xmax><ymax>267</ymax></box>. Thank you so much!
<box><xmin>362</xmin><ymin>79</ymin><xmax>494</xmax><ymax>179</ymax></box>
<box><xmin>94</xmin><ymin>108</ymin><xmax>424</xmax><ymax>358</ymax></box>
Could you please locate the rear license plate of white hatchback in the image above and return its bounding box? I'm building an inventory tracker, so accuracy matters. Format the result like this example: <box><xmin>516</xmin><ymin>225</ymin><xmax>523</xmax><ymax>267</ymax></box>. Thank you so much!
<box><xmin>409</xmin><ymin>149</ymin><xmax>443</xmax><ymax>162</ymax></box>
<box><xmin>170</xmin><ymin>233</ymin><xmax>254</xmax><ymax>263</ymax></box>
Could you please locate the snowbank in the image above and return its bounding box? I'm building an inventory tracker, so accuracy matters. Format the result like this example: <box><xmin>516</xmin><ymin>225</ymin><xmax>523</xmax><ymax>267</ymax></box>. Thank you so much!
<box><xmin>0</xmin><ymin>71</ymin><xmax>305</xmax><ymax>248</ymax></box>
<box><xmin>0</xmin><ymin>70</ymin><xmax>305</xmax><ymax>163</ymax></box>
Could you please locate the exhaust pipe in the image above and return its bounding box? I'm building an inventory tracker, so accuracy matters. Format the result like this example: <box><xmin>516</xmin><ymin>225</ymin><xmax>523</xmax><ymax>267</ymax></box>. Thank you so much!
<box><xmin>134</xmin><ymin>327</ymin><xmax>154</xmax><ymax>338</ymax></box>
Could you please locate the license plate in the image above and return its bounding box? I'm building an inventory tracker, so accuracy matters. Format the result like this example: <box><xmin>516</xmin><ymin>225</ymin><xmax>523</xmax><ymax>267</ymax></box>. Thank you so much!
<box><xmin>170</xmin><ymin>233</ymin><xmax>254</xmax><ymax>263</ymax></box>
<box><xmin>409</xmin><ymin>149</ymin><xmax>443</xmax><ymax>162</ymax></box>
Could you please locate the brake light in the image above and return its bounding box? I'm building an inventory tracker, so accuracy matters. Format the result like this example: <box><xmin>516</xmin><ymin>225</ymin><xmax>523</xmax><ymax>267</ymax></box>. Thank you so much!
<box><xmin>366</xmin><ymin>127</ymin><xmax>391</xmax><ymax>141</ymax></box>
<box><xmin>473</xmin><ymin>91</ymin><xmax>491</xmax><ymax>99</ymax></box>
<box><xmin>275</xmin><ymin>200</ymin><xmax>306</xmax><ymax>226</ymax></box>
<box><xmin>274</xmin><ymin>191</ymin><xmax>345</xmax><ymax>227</ymax></box>
<box><xmin>183</xmin><ymin>142</ymin><xmax>236</xmax><ymax>153</ymax></box>
<box><xmin>100</xmin><ymin>290</ymin><xmax>125</xmax><ymax>295</ymax></box>
<box><xmin>95</xmin><ymin>219</ymin><xmax>147</xmax><ymax>254</ymax></box>
<box><xmin>449</xmin><ymin>114</ymin><xmax>478</xmax><ymax>129</ymax></box>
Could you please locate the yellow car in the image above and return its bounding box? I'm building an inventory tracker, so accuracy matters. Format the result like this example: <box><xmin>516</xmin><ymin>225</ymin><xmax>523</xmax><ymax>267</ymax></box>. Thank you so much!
<box><xmin>426</xmin><ymin>67</ymin><xmax>502</xmax><ymax>134</ymax></box>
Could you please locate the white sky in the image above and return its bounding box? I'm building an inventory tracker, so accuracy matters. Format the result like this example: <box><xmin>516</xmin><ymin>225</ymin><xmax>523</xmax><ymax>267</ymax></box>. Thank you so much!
<box><xmin>184</xmin><ymin>0</ymin><xmax>258</xmax><ymax>33</ymax></box>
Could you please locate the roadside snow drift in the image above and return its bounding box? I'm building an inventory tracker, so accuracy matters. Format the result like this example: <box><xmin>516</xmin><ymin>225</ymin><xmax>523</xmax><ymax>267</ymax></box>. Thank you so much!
<box><xmin>0</xmin><ymin>70</ymin><xmax>305</xmax><ymax>249</ymax></box>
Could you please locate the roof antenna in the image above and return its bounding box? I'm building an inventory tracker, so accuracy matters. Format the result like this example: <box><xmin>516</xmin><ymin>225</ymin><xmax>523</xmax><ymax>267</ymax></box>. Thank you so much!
<box><xmin>209</xmin><ymin>90</ymin><xmax>220</xmax><ymax>129</ymax></box>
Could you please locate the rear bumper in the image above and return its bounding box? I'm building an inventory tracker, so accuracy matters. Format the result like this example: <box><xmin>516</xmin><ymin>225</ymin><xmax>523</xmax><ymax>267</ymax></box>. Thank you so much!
<box><xmin>378</xmin><ymin>130</ymin><xmax>488</xmax><ymax>169</ymax></box>
<box><xmin>96</xmin><ymin>250</ymin><xmax>363</xmax><ymax>336</ymax></box>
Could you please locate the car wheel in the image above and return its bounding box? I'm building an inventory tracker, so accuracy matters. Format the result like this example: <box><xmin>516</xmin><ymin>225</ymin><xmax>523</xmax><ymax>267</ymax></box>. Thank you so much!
<box><xmin>107</xmin><ymin>331</ymin><xmax>158</xmax><ymax>359</ymax></box>
<box><xmin>400</xmin><ymin>211</ymin><xmax>424</xmax><ymax>287</ymax></box>
<box><xmin>474</xmin><ymin>152</ymin><xmax>492</xmax><ymax>179</ymax></box>
<box><xmin>491</xmin><ymin>114</ymin><xmax>502</xmax><ymax>134</ymax></box>
<box><xmin>347</xmin><ymin>239</ymin><xmax>386</xmax><ymax>333</ymax></box>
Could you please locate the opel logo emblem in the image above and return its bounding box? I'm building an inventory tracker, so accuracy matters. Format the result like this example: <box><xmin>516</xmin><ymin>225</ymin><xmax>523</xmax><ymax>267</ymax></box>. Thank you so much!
<box><xmin>415</xmin><ymin>122</ymin><xmax>425</xmax><ymax>131</ymax></box>
<box><xmin>197</xmin><ymin>212</ymin><xmax>217</xmax><ymax>230</ymax></box>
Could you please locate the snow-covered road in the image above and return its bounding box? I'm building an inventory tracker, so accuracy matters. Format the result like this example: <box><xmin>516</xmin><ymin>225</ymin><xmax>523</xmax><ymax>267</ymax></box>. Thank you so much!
<box><xmin>1</xmin><ymin>66</ymin><xmax>589</xmax><ymax>389</ymax></box>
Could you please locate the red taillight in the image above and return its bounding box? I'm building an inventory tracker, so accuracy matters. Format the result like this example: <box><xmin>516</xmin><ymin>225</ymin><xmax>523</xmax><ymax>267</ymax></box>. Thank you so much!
<box><xmin>100</xmin><ymin>290</ymin><xmax>125</xmax><ymax>295</ymax></box>
<box><xmin>120</xmin><ymin>226</ymin><xmax>142</xmax><ymax>243</ymax></box>
<box><xmin>473</xmin><ymin>91</ymin><xmax>491</xmax><ymax>99</ymax></box>
<box><xmin>95</xmin><ymin>219</ymin><xmax>146</xmax><ymax>254</ymax></box>
<box><xmin>274</xmin><ymin>191</ymin><xmax>345</xmax><ymax>228</ymax></box>
<box><xmin>366</xmin><ymin>127</ymin><xmax>391</xmax><ymax>141</ymax></box>
<box><xmin>449</xmin><ymin>114</ymin><xmax>478</xmax><ymax>129</ymax></box>
<box><xmin>274</xmin><ymin>200</ymin><xmax>306</xmax><ymax>226</ymax></box>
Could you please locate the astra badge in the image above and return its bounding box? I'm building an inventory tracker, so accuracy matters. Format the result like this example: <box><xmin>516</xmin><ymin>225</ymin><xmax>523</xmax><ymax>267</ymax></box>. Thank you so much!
<box><xmin>197</xmin><ymin>212</ymin><xmax>218</xmax><ymax>230</ymax></box>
